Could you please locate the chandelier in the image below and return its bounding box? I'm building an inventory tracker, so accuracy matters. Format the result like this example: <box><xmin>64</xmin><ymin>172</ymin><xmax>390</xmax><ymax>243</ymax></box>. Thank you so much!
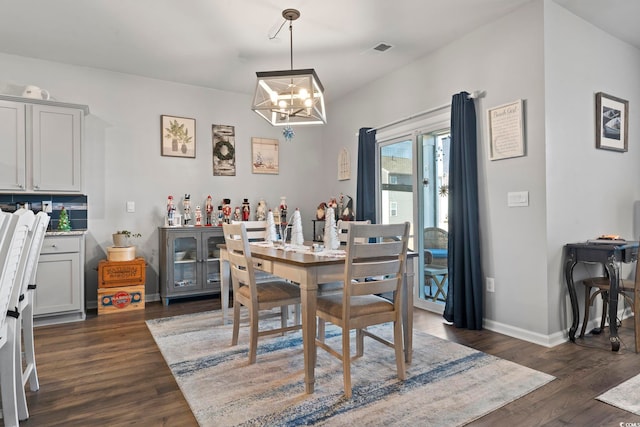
<box><xmin>251</xmin><ymin>8</ymin><xmax>326</xmax><ymax>126</ymax></box>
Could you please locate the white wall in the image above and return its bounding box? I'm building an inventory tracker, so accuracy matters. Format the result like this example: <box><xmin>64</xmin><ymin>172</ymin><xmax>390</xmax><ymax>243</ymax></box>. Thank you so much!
<box><xmin>0</xmin><ymin>53</ymin><xmax>325</xmax><ymax>304</ymax></box>
<box><xmin>323</xmin><ymin>1</ymin><xmax>549</xmax><ymax>339</ymax></box>
<box><xmin>544</xmin><ymin>1</ymin><xmax>640</xmax><ymax>335</ymax></box>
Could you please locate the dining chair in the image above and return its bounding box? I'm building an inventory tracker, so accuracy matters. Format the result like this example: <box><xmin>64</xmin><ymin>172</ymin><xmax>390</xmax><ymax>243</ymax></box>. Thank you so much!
<box><xmin>315</xmin><ymin>222</ymin><xmax>410</xmax><ymax>398</ymax></box>
<box><xmin>580</xmin><ymin>258</ymin><xmax>640</xmax><ymax>352</ymax></box>
<box><xmin>13</xmin><ymin>211</ymin><xmax>49</xmax><ymax>410</ymax></box>
<box><xmin>336</xmin><ymin>219</ymin><xmax>371</xmax><ymax>245</ymax></box>
<box><xmin>0</xmin><ymin>208</ymin><xmax>36</xmax><ymax>425</ymax></box>
<box><xmin>423</xmin><ymin>226</ymin><xmax>448</xmax><ymax>302</ymax></box>
<box><xmin>222</xmin><ymin>222</ymin><xmax>302</xmax><ymax>364</ymax></box>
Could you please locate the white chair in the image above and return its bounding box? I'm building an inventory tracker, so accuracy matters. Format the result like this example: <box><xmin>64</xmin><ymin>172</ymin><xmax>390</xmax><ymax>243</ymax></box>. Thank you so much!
<box><xmin>0</xmin><ymin>209</ymin><xmax>36</xmax><ymax>425</ymax></box>
<box><xmin>336</xmin><ymin>220</ymin><xmax>371</xmax><ymax>245</ymax></box>
<box><xmin>12</xmin><ymin>212</ymin><xmax>49</xmax><ymax>413</ymax></box>
<box><xmin>315</xmin><ymin>222</ymin><xmax>410</xmax><ymax>398</ymax></box>
<box><xmin>222</xmin><ymin>222</ymin><xmax>302</xmax><ymax>364</ymax></box>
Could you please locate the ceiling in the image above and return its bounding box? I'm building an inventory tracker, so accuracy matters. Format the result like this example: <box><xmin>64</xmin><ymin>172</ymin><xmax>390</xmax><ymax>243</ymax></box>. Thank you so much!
<box><xmin>0</xmin><ymin>0</ymin><xmax>637</xmax><ymax>102</ymax></box>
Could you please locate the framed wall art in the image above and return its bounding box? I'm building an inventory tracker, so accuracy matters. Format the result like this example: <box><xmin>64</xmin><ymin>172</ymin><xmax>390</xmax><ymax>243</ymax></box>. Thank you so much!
<box><xmin>487</xmin><ymin>99</ymin><xmax>525</xmax><ymax>161</ymax></box>
<box><xmin>212</xmin><ymin>124</ymin><xmax>236</xmax><ymax>176</ymax></box>
<box><xmin>595</xmin><ymin>92</ymin><xmax>629</xmax><ymax>152</ymax></box>
<box><xmin>161</xmin><ymin>115</ymin><xmax>195</xmax><ymax>158</ymax></box>
<box><xmin>338</xmin><ymin>147</ymin><xmax>351</xmax><ymax>180</ymax></box>
<box><xmin>251</xmin><ymin>137</ymin><xmax>279</xmax><ymax>174</ymax></box>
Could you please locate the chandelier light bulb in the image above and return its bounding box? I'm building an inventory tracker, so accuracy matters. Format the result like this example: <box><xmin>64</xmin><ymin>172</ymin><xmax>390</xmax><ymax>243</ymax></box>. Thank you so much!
<box><xmin>299</xmin><ymin>88</ymin><xmax>309</xmax><ymax>99</ymax></box>
<box><xmin>304</xmin><ymin>98</ymin><xmax>312</xmax><ymax>107</ymax></box>
<box><xmin>278</xmin><ymin>100</ymin><xmax>288</xmax><ymax>109</ymax></box>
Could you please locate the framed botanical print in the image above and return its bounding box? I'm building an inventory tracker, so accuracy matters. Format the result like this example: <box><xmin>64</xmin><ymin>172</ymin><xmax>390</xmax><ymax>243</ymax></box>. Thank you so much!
<box><xmin>161</xmin><ymin>115</ymin><xmax>195</xmax><ymax>158</ymax></box>
<box><xmin>595</xmin><ymin>92</ymin><xmax>629</xmax><ymax>152</ymax></box>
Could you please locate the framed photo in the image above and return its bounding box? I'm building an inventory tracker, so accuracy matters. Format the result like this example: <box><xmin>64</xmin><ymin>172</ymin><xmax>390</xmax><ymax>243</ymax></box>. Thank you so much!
<box><xmin>487</xmin><ymin>100</ymin><xmax>525</xmax><ymax>161</ymax></box>
<box><xmin>161</xmin><ymin>115</ymin><xmax>195</xmax><ymax>158</ymax></box>
<box><xmin>596</xmin><ymin>92</ymin><xmax>629</xmax><ymax>152</ymax></box>
<box><xmin>251</xmin><ymin>137</ymin><xmax>279</xmax><ymax>174</ymax></box>
<box><xmin>212</xmin><ymin>124</ymin><xmax>236</xmax><ymax>176</ymax></box>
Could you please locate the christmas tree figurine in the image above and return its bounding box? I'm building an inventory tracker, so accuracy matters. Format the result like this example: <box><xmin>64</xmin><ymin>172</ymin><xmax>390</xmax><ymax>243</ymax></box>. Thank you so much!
<box><xmin>58</xmin><ymin>206</ymin><xmax>71</xmax><ymax>231</ymax></box>
<box><xmin>323</xmin><ymin>207</ymin><xmax>339</xmax><ymax>250</ymax></box>
<box><xmin>290</xmin><ymin>208</ymin><xmax>304</xmax><ymax>246</ymax></box>
<box><xmin>266</xmin><ymin>209</ymin><xmax>278</xmax><ymax>243</ymax></box>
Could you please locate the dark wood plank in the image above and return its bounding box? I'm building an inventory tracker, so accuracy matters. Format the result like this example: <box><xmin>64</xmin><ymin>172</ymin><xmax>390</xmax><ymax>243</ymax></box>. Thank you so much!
<box><xmin>11</xmin><ymin>298</ymin><xmax>640</xmax><ymax>426</ymax></box>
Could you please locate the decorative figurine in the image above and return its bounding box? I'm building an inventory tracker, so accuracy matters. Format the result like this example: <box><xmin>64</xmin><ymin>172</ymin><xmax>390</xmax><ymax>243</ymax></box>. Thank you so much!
<box><xmin>242</xmin><ymin>198</ymin><xmax>250</xmax><ymax>221</ymax></box>
<box><xmin>233</xmin><ymin>206</ymin><xmax>241</xmax><ymax>222</ymax></box>
<box><xmin>341</xmin><ymin>194</ymin><xmax>355</xmax><ymax>221</ymax></box>
<box><xmin>167</xmin><ymin>195</ymin><xmax>176</xmax><ymax>226</ymax></box>
<box><xmin>205</xmin><ymin>195</ymin><xmax>214</xmax><ymax>226</ymax></box>
<box><xmin>222</xmin><ymin>198</ymin><xmax>232</xmax><ymax>223</ymax></box>
<box><xmin>217</xmin><ymin>206</ymin><xmax>224</xmax><ymax>226</ymax></box>
<box><xmin>195</xmin><ymin>205</ymin><xmax>202</xmax><ymax>226</ymax></box>
<box><xmin>279</xmin><ymin>196</ymin><xmax>288</xmax><ymax>224</ymax></box>
<box><xmin>316</xmin><ymin>201</ymin><xmax>327</xmax><ymax>220</ymax></box>
<box><xmin>57</xmin><ymin>206</ymin><xmax>71</xmax><ymax>231</ymax></box>
<box><xmin>182</xmin><ymin>194</ymin><xmax>192</xmax><ymax>226</ymax></box>
<box><xmin>256</xmin><ymin>199</ymin><xmax>267</xmax><ymax>221</ymax></box>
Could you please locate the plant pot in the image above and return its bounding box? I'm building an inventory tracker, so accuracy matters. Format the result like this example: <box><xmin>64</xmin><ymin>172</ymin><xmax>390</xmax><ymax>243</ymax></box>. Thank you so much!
<box><xmin>112</xmin><ymin>233</ymin><xmax>128</xmax><ymax>247</ymax></box>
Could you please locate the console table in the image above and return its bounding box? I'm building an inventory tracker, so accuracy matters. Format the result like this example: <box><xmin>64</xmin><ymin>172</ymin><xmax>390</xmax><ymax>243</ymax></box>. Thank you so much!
<box><xmin>564</xmin><ymin>241</ymin><xmax>638</xmax><ymax>351</ymax></box>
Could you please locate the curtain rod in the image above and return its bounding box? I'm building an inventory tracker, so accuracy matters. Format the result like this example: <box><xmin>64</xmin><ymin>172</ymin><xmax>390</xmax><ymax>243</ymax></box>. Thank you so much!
<box><xmin>363</xmin><ymin>90</ymin><xmax>483</xmax><ymax>134</ymax></box>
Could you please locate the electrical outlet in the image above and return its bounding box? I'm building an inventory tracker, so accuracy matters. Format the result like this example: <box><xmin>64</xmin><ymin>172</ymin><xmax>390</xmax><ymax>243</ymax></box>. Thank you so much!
<box><xmin>42</xmin><ymin>200</ymin><xmax>52</xmax><ymax>213</ymax></box>
<box><xmin>486</xmin><ymin>277</ymin><xmax>495</xmax><ymax>293</ymax></box>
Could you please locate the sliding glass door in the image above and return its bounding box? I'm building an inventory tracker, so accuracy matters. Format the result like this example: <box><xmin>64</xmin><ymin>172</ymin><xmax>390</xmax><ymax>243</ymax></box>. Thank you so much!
<box><xmin>377</xmin><ymin>121</ymin><xmax>450</xmax><ymax>313</ymax></box>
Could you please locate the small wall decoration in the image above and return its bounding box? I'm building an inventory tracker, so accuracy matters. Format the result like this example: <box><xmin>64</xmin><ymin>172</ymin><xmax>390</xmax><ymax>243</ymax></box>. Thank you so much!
<box><xmin>596</xmin><ymin>92</ymin><xmax>629</xmax><ymax>152</ymax></box>
<box><xmin>161</xmin><ymin>115</ymin><xmax>196</xmax><ymax>158</ymax></box>
<box><xmin>487</xmin><ymin>99</ymin><xmax>525</xmax><ymax>161</ymax></box>
<box><xmin>212</xmin><ymin>124</ymin><xmax>236</xmax><ymax>176</ymax></box>
<box><xmin>338</xmin><ymin>147</ymin><xmax>351</xmax><ymax>180</ymax></box>
<box><xmin>251</xmin><ymin>137</ymin><xmax>279</xmax><ymax>174</ymax></box>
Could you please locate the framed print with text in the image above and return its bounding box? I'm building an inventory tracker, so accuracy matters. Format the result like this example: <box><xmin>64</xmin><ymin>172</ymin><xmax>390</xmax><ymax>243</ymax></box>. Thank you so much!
<box><xmin>487</xmin><ymin>99</ymin><xmax>525</xmax><ymax>161</ymax></box>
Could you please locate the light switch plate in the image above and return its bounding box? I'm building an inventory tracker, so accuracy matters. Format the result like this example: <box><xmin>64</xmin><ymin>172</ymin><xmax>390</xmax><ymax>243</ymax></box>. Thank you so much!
<box><xmin>126</xmin><ymin>201</ymin><xmax>135</xmax><ymax>213</ymax></box>
<box><xmin>507</xmin><ymin>191</ymin><xmax>529</xmax><ymax>207</ymax></box>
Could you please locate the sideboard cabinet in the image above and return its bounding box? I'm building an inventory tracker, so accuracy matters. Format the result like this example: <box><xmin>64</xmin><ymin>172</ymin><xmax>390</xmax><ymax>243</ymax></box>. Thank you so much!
<box><xmin>34</xmin><ymin>233</ymin><xmax>86</xmax><ymax>325</ymax></box>
<box><xmin>0</xmin><ymin>95</ymin><xmax>89</xmax><ymax>193</ymax></box>
<box><xmin>159</xmin><ymin>227</ymin><xmax>225</xmax><ymax>305</ymax></box>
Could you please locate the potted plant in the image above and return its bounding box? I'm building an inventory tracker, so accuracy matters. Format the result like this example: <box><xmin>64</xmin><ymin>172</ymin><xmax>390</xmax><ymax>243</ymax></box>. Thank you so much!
<box><xmin>112</xmin><ymin>230</ymin><xmax>142</xmax><ymax>247</ymax></box>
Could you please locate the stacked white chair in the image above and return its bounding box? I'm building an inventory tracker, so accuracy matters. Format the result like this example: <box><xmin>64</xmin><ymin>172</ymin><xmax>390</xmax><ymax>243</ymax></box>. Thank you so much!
<box><xmin>0</xmin><ymin>208</ymin><xmax>36</xmax><ymax>426</ymax></box>
<box><xmin>12</xmin><ymin>212</ymin><xmax>50</xmax><ymax>418</ymax></box>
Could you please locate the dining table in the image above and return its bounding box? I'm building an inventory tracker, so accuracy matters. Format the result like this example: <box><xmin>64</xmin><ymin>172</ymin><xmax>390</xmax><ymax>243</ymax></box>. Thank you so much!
<box><xmin>218</xmin><ymin>242</ymin><xmax>417</xmax><ymax>394</ymax></box>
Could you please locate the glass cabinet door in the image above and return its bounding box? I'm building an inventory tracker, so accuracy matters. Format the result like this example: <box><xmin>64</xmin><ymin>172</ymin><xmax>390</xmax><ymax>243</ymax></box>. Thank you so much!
<box><xmin>203</xmin><ymin>232</ymin><xmax>224</xmax><ymax>291</ymax></box>
<box><xmin>172</xmin><ymin>235</ymin><xmax>199</xmax><ymax>292</ymax></box>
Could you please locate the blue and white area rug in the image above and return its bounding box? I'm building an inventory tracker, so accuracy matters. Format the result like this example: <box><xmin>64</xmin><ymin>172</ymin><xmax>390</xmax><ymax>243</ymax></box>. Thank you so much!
<box><xmin>146</xmin><ymin>311</ymin><xmax>554</xmax><ymax>426</ymax></box>
<box><xmin>597</xmin><ymin>373</ymin><xmax>640</xmax><ymax>415</ymax></box>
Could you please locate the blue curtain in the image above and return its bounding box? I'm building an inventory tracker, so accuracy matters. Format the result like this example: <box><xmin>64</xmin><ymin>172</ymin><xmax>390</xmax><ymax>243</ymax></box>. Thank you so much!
<box><xmin>356</xmin><ymin>128</ymin><xmax>376</xmax><ymax>223</ymax></box>
<box><xmin>443</xmin><ymin>92</ymin><xmax>483</xmax><ymax>329</ymax></box>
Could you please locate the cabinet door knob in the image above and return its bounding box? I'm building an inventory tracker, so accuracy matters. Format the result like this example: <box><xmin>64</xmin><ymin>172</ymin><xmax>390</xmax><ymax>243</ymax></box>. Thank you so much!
<box><xmin>17</xmin><ymin>184</ymin><xmax>24</xmax><ymax>189</ymax></box>
<box><xmin>33</xmin><ymin>184</ymin><xmax>40</xmax><ymax>189</ymax></box>
<box><xmin>51</xmin><ymin>244</ymin><xmax>57</xmax><ymax>248</ymax></box>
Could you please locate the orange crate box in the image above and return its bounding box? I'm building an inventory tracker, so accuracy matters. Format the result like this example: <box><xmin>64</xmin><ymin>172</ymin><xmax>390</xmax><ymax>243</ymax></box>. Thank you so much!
<box><xmin>98</xmin><ymin>285</ymin><xmax>145</xmax><ymax>315</ymax></box>
<box><xmin>98</xmin><ymin>257</ymin><xmax>146</xmax><ymax>288</ymax></box>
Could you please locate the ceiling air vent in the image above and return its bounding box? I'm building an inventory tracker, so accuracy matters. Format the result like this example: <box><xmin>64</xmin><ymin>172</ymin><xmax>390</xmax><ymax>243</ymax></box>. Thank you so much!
<box><xmin>373</xmin><ymin>42</ymin><xmax>393</xmax><ymax>52</ymax></box>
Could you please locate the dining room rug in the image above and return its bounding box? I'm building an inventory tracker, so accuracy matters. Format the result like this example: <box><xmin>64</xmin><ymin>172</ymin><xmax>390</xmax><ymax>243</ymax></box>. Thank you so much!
<box><xmin>146</xmin><ymin>310</ymin><xmax>554</xmax><ymax>427</ymax></box>
<box><xmin>597</xmin><ymin>373</ymin><xmax>640</xmax><ymax>415</ymax></box>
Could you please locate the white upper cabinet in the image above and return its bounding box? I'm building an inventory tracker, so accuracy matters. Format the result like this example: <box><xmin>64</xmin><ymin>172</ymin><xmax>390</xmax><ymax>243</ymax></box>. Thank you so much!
<box><xmin>0</xmin><ymin>95</ymin><xmax>89</xmax><ymax>193</ymax></box>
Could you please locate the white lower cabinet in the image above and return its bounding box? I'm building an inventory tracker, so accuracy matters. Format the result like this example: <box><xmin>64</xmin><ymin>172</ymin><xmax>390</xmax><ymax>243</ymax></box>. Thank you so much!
<box><xmin>34</xmin><ymin>233</ymin><xmax>85</xmax><ymax>325</ymax></box>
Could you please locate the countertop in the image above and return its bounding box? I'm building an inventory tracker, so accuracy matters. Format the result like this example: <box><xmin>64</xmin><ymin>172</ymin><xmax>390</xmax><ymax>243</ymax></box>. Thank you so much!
<box><xmin>46</xmin><ymin>230</ymin><xmax>87</xmax><ymax>236</ymax></box>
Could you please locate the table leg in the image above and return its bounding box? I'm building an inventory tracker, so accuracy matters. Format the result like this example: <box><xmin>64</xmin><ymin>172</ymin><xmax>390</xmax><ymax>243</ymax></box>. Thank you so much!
<box><xmin>564</xmin><ymin>254</ymin><xmax>579</xmax><ymax>341</ymax></box>
<box><xmin>604</xmin><ymin>257</ymin><xmax>621</xmax><ymax>351</ymax></box>
<box><xmin>219</xmin><ymin>259</ymin><xmax>230</xmax><ymax>324</ymax></box>
<box><xmin>300</xmin><ymin>277</ymin><xmax>317</xmax><ymax>394</ymax></box>
<box><xmin>402</xmin><ymin>259</ymin><xmax>415</xmax><ymax>364</ymax></box>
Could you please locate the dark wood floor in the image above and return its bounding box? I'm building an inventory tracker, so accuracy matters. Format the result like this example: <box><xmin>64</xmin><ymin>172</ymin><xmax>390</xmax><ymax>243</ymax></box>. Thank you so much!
<box><xmin>11</xmin><ymin>298</ymin><xmax>640</xmax><ymax>426</ymax></box>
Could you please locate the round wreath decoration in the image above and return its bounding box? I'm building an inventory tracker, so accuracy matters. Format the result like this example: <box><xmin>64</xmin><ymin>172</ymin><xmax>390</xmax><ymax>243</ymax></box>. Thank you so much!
<box><xmin>214</xmin><ymin>140</ymin><xmax>235</xmax><ymax>161</ymax></box>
